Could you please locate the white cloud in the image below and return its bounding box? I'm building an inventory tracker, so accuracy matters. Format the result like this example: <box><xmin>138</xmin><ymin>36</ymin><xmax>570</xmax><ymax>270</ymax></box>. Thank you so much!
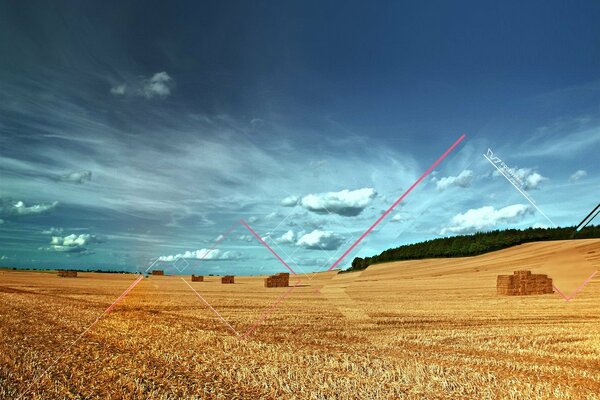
<box><xmin>391</xmin><ymin>213</ymin><xmax>406</xmax><ymax>222</ymax></box>
<box><xmin>281</xmin><ymin>195</ymin><xmax>299</xmax><ymax>207</ymax></box>
<box><xmin>300</xmin><ymin>188</ymin><xmax>377</xmax><ymax>216</ymax></box>
<box><xmin>215</xmin><ymin>234</ymin><xmax>225</xmax><ymax>242</ymax></box>
<box><xmin>296</xmin><ymin>229</ymin><xmax>344</xmax><ymax>250</ymax></box>
<box><xmin>110</xmin><ymin>72</ymin><xmax>174</xmax><ymax>99</ymax></box>
<box><xmin>59</xmin><ymin>170</ymin><xmax>92</xmax><ymax>184</ymax></box>
<box><xmin>265</xmin><ymin>211</ymin><xmax>279</xmax><ymax>220</ymax></box>
<box><xmin>247</xmin><ymin>216</ymin><xmax>258</xmax><ymax>223</ymax></box>
<box><xmin>277</xmin><ymin>230</ymin><xmax>296</xmax><ymax>244</ymax></box>
<box><xmin>441</xmin><ymin>204</ymin><xmax>533</xmax><ymax>235</ymax></box>
<box><xmin>42</xmin><ymin>227</ymin><xmax>63</xmax><ymax>235</ymax></box>
<box><xmin>0</xmin><ymin>199</ymin><xmax>58</xmax><ymax>217</ymax></box>
<box><xmin>494</xmin><ymin>168</ymin><xmax>548</xmax><ymax>190</ymax></box>
<box><xmin>515</xmin><ymin>169</ymin><xmax>547</xmax><ymax>190</ymax></box>
<box><xmin>433</xmin><ymin>170</ymin><xmax>474</xmax><ymax>191</ymax></box>
<box><xmin>158</xmin><ymin>248</ymin><xmax>242</xmax><ymax>262</ymax></box>
<box><xmin>110</xmin><ymin>84</ymin><xmax>126</xmax><ymax>95</ymax></box>
<box><xmin>250</xmin><ymin>118</ymin><xmax>264</xmax><ymax>127</ymax></box>
<box><xmin>0</xmin><ymin>219</ymin><xmax>3</xmax><ymax>224</ymax></box>
<box><xmin>44</xmin><ymin>233</ymin><xmax>103</xmax><ymax>253</ymax></box>
<box><xmin>143</xmin><ymin>72</ymin><xmax>173</xmax><ymax>98</ymax></box>
<box><xmin>569</xmin><ymin>169</ymin><xmax>587</xmax><ymax>182</ymax></box>
<box><xmin>237</xmin><ymin>234</ymin><xmax>253</xmax><ymax>242</ymax></box>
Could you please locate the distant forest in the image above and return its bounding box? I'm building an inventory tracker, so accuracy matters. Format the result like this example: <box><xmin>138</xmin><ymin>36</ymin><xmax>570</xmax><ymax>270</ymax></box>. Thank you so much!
<box><xmin>345</xmin><ymin>225</ymin><xmax>600</xmax><ymax>273</ymax></box>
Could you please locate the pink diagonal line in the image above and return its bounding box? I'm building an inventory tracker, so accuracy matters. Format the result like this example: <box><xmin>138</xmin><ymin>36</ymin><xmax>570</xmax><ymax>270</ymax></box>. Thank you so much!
<box><xmin>181</xmin><ymin>278</ymin><xmax>240</xmax><ymax>336</ymax></box>
<box><xmin>240</xmin><ymin>218</ymin><xmax>298</xmax><ymax>275</ymax></box>
<box><xmin>327</xmin><ymin>133</ymin><xmax>466</xmax><ymax>271</ymax></box>
<box><xmin>554</xmin><ymin>271</ymin><xmax>598</xmax><ymax>301</ymax></box>
<box><xmin>17</xmin><ymin>273</ymin><xmax>144</xmax><ymax>400</ymax></box>
<box><xmin>553</xmin><ymin>285</ymin><xmax>570</xmax><ymax>301</ymax></box>
<box><xmin>239</xmin><ymin>134</ymin><xmax>467</xmax><ymax>339</ymax></box>
<box><xmin>242</xmin><ymin>280</ymin><xmax>302</xmax><ymax>338</ymax></box>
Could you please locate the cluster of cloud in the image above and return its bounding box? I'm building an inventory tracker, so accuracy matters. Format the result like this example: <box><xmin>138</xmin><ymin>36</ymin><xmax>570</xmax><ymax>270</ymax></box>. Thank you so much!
<box><xmin>237</xmin><ymin>234</ymin><xmax>253</xmax><ymax>242</ymax></box>
<box><xmin>111</xmin><ymin>72</ymin><xmax>174</xmax><ymax>99</ymax></box>
<box><xmin>275</xmin><ymin>229</ymin><xmax>344</xmax><ymax>250</ymax></box>
<box><xmin>44</xmin><ymin>233</ymin><xmax>103</xmax><ymax>253</ymax></box>
<box><xmin>494</xmin><ymin>167</ymin><xmax>548</xmax><ymax>190</ymax></box>
<box><xmin>158</xmin><ymin>248</ymin><xmax>243</xmax><ymax>262</ymax></box>
<box><xmin>0</xmin><ymin>198</ymin><xmax>58</xmax><ymax>218</ymax></box>
<box><xmin>296</xmin><ymin>229</ymin><xmax>344</xmax><ymax>250</ymax></box>
<box><xmin>58</xmin><ymin>170</ymin><xmax>92</xmax><ymax>184</ymax></box>
<box><xmin>440</xmin><ymin>204</ymin><xmax>532</xmax><ymax>235</ymax></box>
<box><xmin>433</xmin><ymin>170</ymin><xmax>474</xmax><ymax>191</ymax></box>
<box><xmin>282</xmin><ymin>188</ymin><xmax>377</xmax><ymax>217</ymax></box>
<box><xmin>569</xmin><ymin>169</ymin><xmax>587</xmax><ymax>182</ymax></box>
<box><xmin>514</xmin><ymin>168</ymin><xmax>547</xmax><ymax>190</ymax></box>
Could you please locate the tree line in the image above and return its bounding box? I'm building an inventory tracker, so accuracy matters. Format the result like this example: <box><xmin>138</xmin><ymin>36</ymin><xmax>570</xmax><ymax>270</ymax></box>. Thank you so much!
<box><xmin>345</xmin><ymin>225</ymin><xmax>600</xmax><ymax>272</ymax></box>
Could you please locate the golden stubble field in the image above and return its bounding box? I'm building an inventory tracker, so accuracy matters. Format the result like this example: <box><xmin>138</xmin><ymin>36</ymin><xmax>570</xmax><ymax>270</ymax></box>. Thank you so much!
<box><xmin>1</xmin><ymin>239</ymin><xmax>600</xmax><ymax>399</ymax></box>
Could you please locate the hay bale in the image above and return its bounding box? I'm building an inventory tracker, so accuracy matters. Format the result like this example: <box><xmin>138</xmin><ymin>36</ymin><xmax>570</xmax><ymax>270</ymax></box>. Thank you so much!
<box><xmin>221</xmin><ymin>275</ymin><xmax>234</xmax><ymax>284</ymax></box>
<box><xmin>264</xmin><ymin>272</ymin><xmax>290</xmax><ymax>288</ymax></box>
<box><xmin>497</xmin><ymin>270</ymin><xmax>553</xmax><ymax>296</ymax></box>
<box><xmin>57</xmin><ymin>270</ymin><xmax>77</xmax><ymax>278</ymax></box>
<box><xmin>191</xmin><ymin>275</ymin><xmax>204</xmax><ymax>282</ymax></box>
<box><xmin>151</xmin><ymin>270</ymin><xmax>164</xmax><ymax>276</ymax></box>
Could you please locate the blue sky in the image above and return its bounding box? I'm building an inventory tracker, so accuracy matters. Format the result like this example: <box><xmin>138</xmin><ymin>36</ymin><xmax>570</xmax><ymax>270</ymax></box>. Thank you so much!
<box><xmin>1</xmin><ymin>1</ymin><xmax>599</xmax><ymax>274</ymax></box>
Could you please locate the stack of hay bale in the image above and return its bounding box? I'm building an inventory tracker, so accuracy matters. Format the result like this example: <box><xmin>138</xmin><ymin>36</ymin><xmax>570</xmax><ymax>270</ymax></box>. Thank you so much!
<box><xmin>151</xmin><ymin>270</ymin><xmax>164</xmax><ymax>276</ymax></box>
<box><xmin>264</xmin><ymin>272</ymin><xmax>290</xmax><ymax>288</ymax></box>
<box><xmin>496</xmin><ymin>274</ymin><xmax>514</xmax><ymax>295</ymax></box>
<box><xmin>221</xmin><ymin>275</ymin><xmax>234</xmax><ymax>284</ymax></box>
<box><xmin>191</xmin><ymin>275</ymin><xmax>204</xmax><ymax>282</ymax></box>
<box><xmin>57</xmin><ymin>270</ymin><xmax>78</xmax><ymax>278</ymax></box>
<box><xmin>496</xmin><ymin>270</ymin><xmax>553</xmax><ymax>295</ymax></box>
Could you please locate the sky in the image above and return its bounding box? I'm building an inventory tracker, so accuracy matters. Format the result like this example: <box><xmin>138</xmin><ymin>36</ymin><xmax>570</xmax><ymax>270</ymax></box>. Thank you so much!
<box><xmin>0</xmin><ymin>1</ymin><xmax>599</xmax><ymax>275</ymax></box>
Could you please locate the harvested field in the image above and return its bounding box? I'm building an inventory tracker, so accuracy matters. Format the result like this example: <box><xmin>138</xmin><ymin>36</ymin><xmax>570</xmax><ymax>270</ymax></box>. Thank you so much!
<box><xmin>1</xmin><ymin>239</ymin><xmax>599</xmax><ymax>399</ymax></box>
